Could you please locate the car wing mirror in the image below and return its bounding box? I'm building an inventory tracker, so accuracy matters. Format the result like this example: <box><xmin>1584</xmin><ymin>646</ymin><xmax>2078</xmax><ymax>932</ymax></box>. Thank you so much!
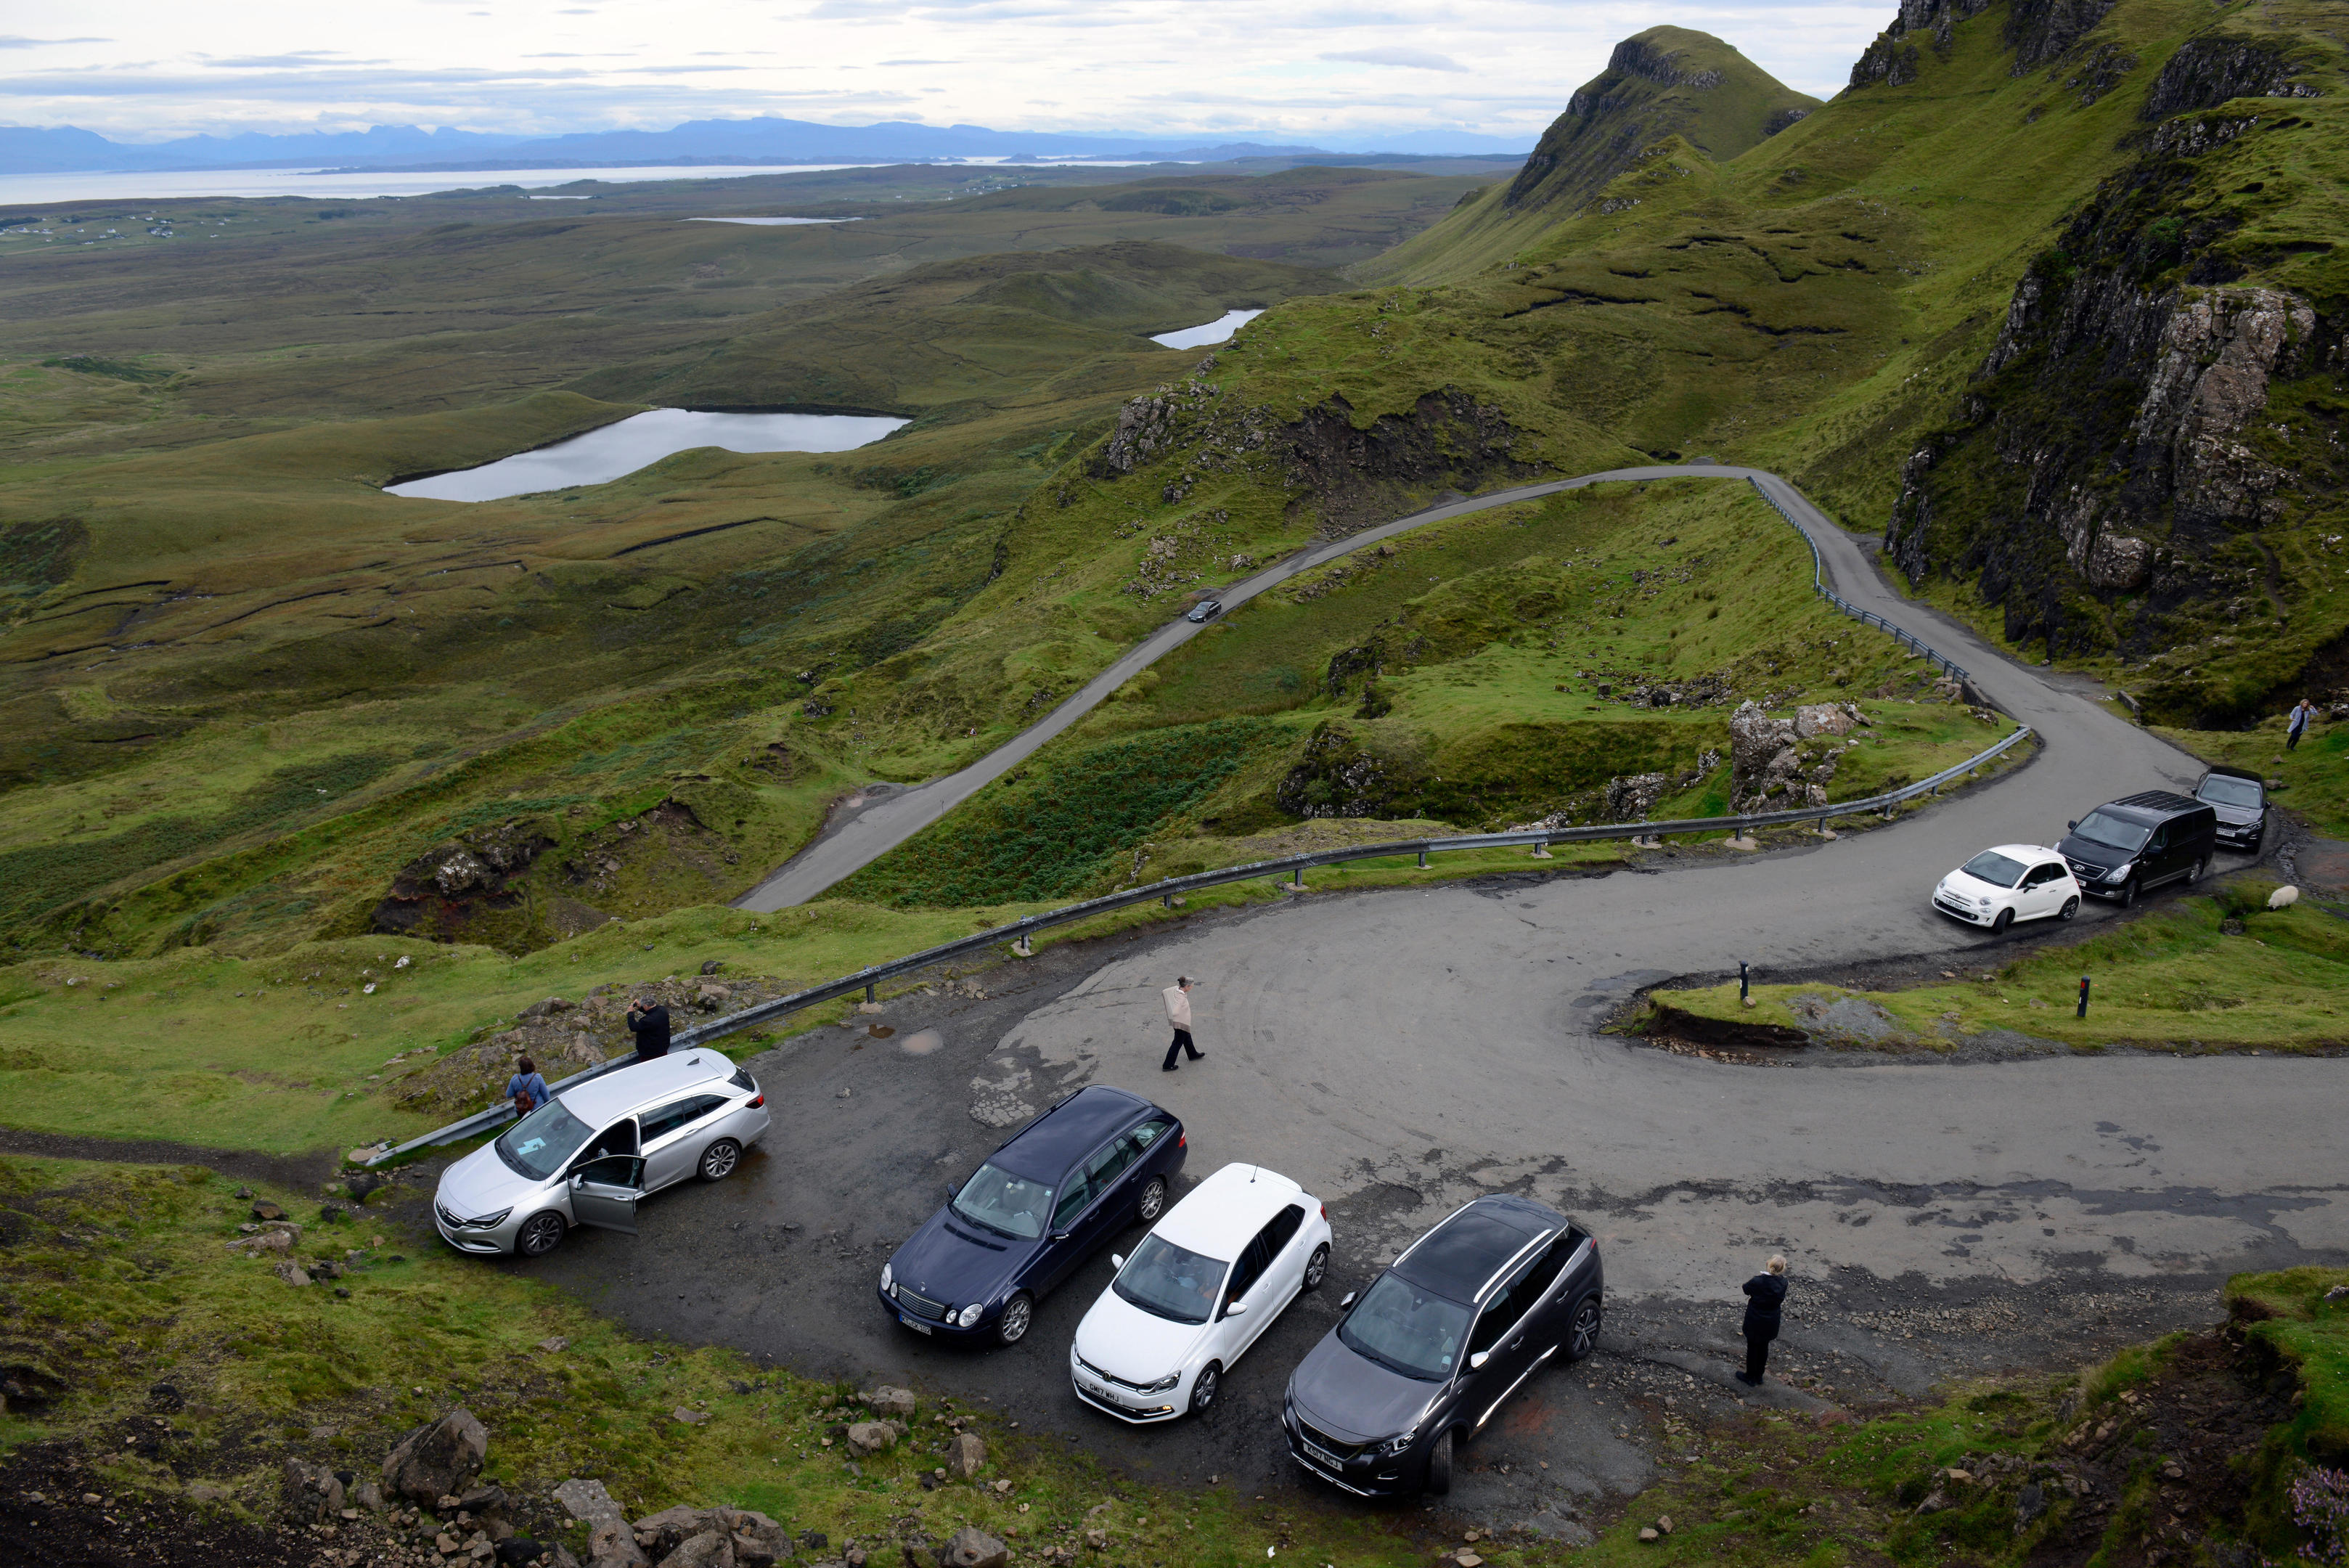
<box><xmin>1110</xmin><ymin>1254</ymin><xmax>1124</xmax><ymax>1270</ymax></box>
<box><xmin>1338</xmin><ymin>1291</ymin><xmax>1357</xmax><ymax>1310</ymax></box>
<box><xmin>1468</xmin><ymin>1351</ymin><xmax>1490</xmax><ymax>1371</ymax></box>
<box><xmin>2067</xmin><ymin>820</ymin><xmax>2078</xmax><ymax>832</ymax></box>
<box><xmin>1223</xmin><ymin>1300</ymin><xmax>1247</xmax><ymax>1317</ymax></box>
<box><xmin>944</xmin><ymin>1181</ymin><xmax>959</xmax><ymax>1201</ymax></box>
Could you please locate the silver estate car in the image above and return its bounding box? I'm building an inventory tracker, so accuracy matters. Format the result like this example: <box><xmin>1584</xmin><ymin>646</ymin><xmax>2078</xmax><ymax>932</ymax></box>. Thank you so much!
<box><xmin>432</xmin><ymin>1049</ymin><xmax>769</xmax><ymax>1258</ymax></box>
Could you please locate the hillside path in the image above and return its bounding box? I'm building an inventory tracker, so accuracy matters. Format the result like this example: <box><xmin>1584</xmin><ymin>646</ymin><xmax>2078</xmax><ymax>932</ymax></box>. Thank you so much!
<box><xmin>738</xmin><ymin>462</ymin><xmax>2191</xmax><ymax>907</ymax></box>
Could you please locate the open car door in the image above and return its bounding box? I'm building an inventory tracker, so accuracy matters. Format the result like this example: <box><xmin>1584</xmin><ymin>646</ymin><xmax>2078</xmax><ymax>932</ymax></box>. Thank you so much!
<box><xmin>570</xmin><ymin>1155</ymin><xmax>645</xmax><ymax>1236</ymax></box>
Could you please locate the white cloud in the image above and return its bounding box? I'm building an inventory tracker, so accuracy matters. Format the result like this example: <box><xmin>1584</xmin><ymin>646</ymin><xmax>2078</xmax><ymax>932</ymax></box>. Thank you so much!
<box><xmin>1320</xmin><ymin>47</ymin><xmax>1468</xmax><ymax>72</ymax></box>
<box><xmin>0</xmin><ymin>0</ymin><xmax>1885</xmax><ymax>143</ymax></box>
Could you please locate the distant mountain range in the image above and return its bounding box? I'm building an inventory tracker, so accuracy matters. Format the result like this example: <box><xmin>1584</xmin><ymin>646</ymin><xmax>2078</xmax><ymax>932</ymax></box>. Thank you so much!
<box><xmin>0</xmin><ymin>118</ymin><xmax>1533</xmax><ymax>176</ymax></box>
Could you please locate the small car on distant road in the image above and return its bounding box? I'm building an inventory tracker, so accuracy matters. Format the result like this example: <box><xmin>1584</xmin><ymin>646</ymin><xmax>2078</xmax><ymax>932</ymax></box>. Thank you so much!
<box><xmin>1185</xmin><ymin>599</ymin><xmax>1223</xmax><ymax>623</ymax></box>
<box><xmin>881</xmin><ymin>1085</ymin><xmax>1186</xmax><ymax>1347</ymax></box>
<box><xmin>2194</xmin><ymin>767</ymin><xmax>2268</xmax><ymax>855</ymax></box>
<box><xmin>1932</xmin><ymin>844</ymin><xmax>2082</xmax><ymax>932</ymax></box>
<box><xmin>1283</xmin><ymin>1193</ymin><xmax>1601</xmax><ymax>1497</ymax></box>
<box><xmin>1069</xmin><ymin>1162</ymin><xmax>1332</xmax><ymax>1422</ymax></box>
<box><xmin>433</xmin><ymin>1049</ymin><xmax>768</xmax><ymax>1258</ymax></box>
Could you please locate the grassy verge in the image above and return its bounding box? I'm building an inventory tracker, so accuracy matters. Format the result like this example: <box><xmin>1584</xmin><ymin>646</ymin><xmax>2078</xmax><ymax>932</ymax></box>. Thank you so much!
<box><xmin>1641</xmin><ymin>884</ymin><xmax>2349</xmax><ymax>1053</ymax></box>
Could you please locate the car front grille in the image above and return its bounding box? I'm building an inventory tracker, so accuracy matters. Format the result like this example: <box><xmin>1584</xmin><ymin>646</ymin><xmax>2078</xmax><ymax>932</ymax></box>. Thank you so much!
<box><xmin>1932</xmin><ymin>894</ymin><xmax>1977</xmax><ymax>919</ymax></box>
<box><xmin>892</xmin><ymin>1284</ymin><xmax>948</xmax><ymax>1322</ymax></box>
<box><xmin>436</xmin><ymin>1203</ymin><xmax>467</xmax><ymax>1230</ymax></box>
<box><xmin>1076</xmin><ymin>1355</ymin><xmax>1154</xmax><ymax>1394</ymax></box>
<box><xmin>1296</xmin><ymin>1420</ymin><xmax>1362</xmax><ymax>1462</ymax></box>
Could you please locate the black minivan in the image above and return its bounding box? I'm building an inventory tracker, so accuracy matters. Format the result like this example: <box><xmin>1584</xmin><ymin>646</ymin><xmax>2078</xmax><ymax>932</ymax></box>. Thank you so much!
<box><xmin>2056</xmin><ymin>790</ymin><xmax>2219</xmax><ymax>907</ymax></box>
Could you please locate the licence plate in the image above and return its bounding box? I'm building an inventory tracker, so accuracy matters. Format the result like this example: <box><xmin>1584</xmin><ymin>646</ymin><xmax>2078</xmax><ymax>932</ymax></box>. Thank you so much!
<box><xmin>899</xmin><ymin>1313</ymin><xmax>934</xmax><ymax>1335</ymax></box>
<box><xmin>1302</xmin><ymin>1440</ymin><xmax>1344</xmax><ymax>1469</ymax></box>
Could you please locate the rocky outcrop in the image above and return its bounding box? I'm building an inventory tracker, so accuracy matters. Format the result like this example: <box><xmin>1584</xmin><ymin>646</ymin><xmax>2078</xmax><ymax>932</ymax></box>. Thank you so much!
<box><xmin>372</xmin><ymin>819</ymin><xmax>552</xmax><ymax>937</ymax></box>
<box><xmin>1275</xmin><ymin>722</ymin><xmax>1431</xmax><ymax>821</ymax></box>
<box><xmin>1728</xmin><ymin>702</ymin><xmax>1860</xmax><ymax>812</ymax></box>
<box><xmin>1882</xmin><ymin>94</ymin><xmax>2345</xmax><ymax>723</ymax></box>
<box><xmin>1849</xmin><ymin>0</ymin><xmax>1988</xmax><ymax>89</ymax></box>
<box><xmin>1281</xmin><ymin>391</ymin><xmax>1538</xmax><ymax>534</ymax></box>
<box><xmin>1848</xmin><ymin>0</ymin><xmax>2125</xmax><ymax>88</ymax></box>
<box><xmin>2003</xmin><ymin>0</ymin><xmax>2120</xmax><ymax>72</ymax></box>
<box><xmin>2141</xmin><ymin>33</ymin><xmax>2321</xmax><ymax>120</ymax></box>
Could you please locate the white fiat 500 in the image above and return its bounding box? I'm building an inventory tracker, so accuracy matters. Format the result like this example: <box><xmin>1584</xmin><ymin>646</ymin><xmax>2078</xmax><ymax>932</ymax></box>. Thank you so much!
<box><xmin>1932</xmin><ymin>844</ymin><xmax>2082</xmax><ymax>933</ymax></box>
<box><xmin>1069</xmin><ymin>1162</ymin><xmax>1333</xmax><ymax>1422</ymax></box>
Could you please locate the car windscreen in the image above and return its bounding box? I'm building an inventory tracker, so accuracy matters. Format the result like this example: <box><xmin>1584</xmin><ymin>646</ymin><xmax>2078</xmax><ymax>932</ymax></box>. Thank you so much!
<box><xmin>2072</xmin><ymin>810</ymin><xmax>2152</xmax><ymax>853</ymax></box>
<box><xmin>1958</xmin><ymin>850</ymin><xmax>2027</xmax><ymax>889</ymax></box>
<box><xmin>494</xmin><ymin>1100</ymin><xmax>594</xmax><ymax>1181</ymax></box>
<box><xmin>1113</xmin><ymin>1233</ymin><xmax>1226</xmax><ymax>1325</ymax></box>
<box><xmin>951</xmin><ymin>1162</ymin><xmax>1053</xmax><ymax>1241</ymax></box>
<box><xmin>2199</xmin><ymin>775</ymin><xmax>2262</xmax><ymax>808</ymax></box>
<box><xmin>1339</xmin><ymin>1272</ymin><xmax>1473</xmax><ymax>1381</ymax></box>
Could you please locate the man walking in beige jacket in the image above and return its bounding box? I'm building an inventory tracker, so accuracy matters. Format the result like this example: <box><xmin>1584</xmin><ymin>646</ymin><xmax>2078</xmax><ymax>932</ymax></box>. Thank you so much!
<box><xmin>1161</xmin><ymin>976</ymin><xmax>1204</xmax><ymax>1071</ymax></box>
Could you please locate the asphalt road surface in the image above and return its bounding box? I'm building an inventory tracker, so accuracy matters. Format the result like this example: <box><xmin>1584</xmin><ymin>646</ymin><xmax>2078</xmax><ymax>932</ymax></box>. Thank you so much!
<box><xmin>499</xmin><ymin>467</ymin><xmax>2344</xmax><ymax>1538</ymax></box>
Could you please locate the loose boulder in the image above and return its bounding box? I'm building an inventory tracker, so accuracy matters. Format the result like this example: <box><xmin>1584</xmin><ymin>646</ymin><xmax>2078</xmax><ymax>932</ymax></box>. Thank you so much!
<box><xmin>555</xmin><ymin>1478</ymin><xmax>649</xmax><ymax>1568</ymax></box>
<box><xmin>860</xmin><ymin>1385</ymin><xmax>918</xmax><ymax>1418</ymax></box>
<box><xmin>666</xmin><ymin>1532</ymin><xmax>735</xmax><ymax>1568</ymax></box>
<box><xmin>941</xmin><ymin>1527</ymin><xmax>1009</xmax><ymax>1568</ymax></box>
<box><xmin>281</xmin><ymin>1459</ymin><xmax>346</xmax><ymax>1524</ymax></box>
<box><xmin>946</xmin><ymin>1431</ymin><xmax>986</xmax><ymax>1479</ymax></box>
<box><xmin>846</xmin><ymin>1421</ymin><xmax>898</xmax><ymax>1456</ymax></box>
<box><xmin>382</xmin><ymin>1407</ymin><xmax>489</xmax><ymax>1503</ymax></box>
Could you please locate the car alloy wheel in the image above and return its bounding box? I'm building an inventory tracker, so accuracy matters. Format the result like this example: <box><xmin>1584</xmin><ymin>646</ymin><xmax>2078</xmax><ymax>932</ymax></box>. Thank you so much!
<box><xmin>1565</xmin><ymin>1295</ymin><xmax>1602</xmax><ymax>1361</ymax></box>
<box><xmin>996</xmin><ymin>1293</ymin><xmax>1034</xmax><ymax>1346</ymax></box>
<box><xmin>2059</xmin><ymin>896</ymin><xmax>2080</xmax><ymax>921</ymax></box>
<box><xmin>1424</xmin><ymin>1429</ymin><xmax>1454</xmax><ymax>1496</ymax></box>
<box><xmin>698</xmin><ymin>1140</ymin><xmax>741</xmax><ymax>1182</ymax></box>
<box><xmin>517</xmin><ymin>1212</ymin><xmax>565</xmax><ymax>1257</ymax></box>
<box><xmin>1990</xmin><ymin>907</ymin><xmax>2014</xmax><ymax>934</ymax></box>
<box><xmin>1189</xmin><ymin>1363</ymin><xmax>1221</xmax><ymax>1415</ymax></box>
<box><xmin>2190</xmin><ymin>856</ymin><xmax>2208</xmax><ymax>884</ymax></box>
<box><xmin>1137</xmin><ymin>1176</ymin><xmax>1167</xmax><ymax>1223</ymax></box>
<box><xmin>2119</xmin><ymin>878</ymin><xmax>2139</xmax><ymax>909</ymax></box>
<box><xmin>1302</xmin><ymin>1244</ymin><xmax>1330</xmax><ymax>1292</ymax></box>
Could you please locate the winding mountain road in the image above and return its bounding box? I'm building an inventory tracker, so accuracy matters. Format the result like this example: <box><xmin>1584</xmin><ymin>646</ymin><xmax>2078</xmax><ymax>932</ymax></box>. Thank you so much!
<box><xmin>544</xmin><ymin>465</ymin><xmax>2344</xmax><ymax>1531</ymax></box>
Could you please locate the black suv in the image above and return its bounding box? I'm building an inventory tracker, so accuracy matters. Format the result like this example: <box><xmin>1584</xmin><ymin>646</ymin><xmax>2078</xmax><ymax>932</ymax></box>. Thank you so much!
<box><xmin>2195</xmin><ymin>767</ymin><xmax>2268</xmax><ymax>854</ymax></box>
<box><xmin>2056</xmin><ymin>791</ymin><xmax>2219</xmax><ymax>907</ymax></box>
<box><xmin>1282</xmin><ymin>1193</ymin><xmax>1601</xmax><ymax>1497</ymax></box>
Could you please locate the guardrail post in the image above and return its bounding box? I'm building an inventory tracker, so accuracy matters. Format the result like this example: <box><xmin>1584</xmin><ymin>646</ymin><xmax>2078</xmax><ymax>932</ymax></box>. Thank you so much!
<box><xmin>865</xmin><ymin>982</ymin><xmax>875</xmax><ymax>1003</ymax></box>
<box><xmin>1013</xmin><ymin>932</ymin><xmax>1033</xmax><ymax>957</ymax></box>
<box><xmin>1417</xmin><ymin>849</ymin><xmax>1428</xmax><ymax>868</ymax></box>
<box><xmin>1163</xmin><ymin>891</ymin><xmax>1175</xmax><ymax>908</ymax></box>
<box><xmin>1292</xmin><ymin>867</ymin><xmax>1304</xmax><ymax>888</ymax></box>
<box><xmin>1530</xmin><ymin>839</ymin><xmax>1551</xmax><ymax>859</ymax></box>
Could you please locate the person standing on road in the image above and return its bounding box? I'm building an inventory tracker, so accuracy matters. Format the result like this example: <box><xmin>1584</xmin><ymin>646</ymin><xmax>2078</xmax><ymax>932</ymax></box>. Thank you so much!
<box><xmin>507</xmin><ymin>1055</ymin><xmax>551</xmax><ymax>1117</ymax></box>
<box><xmin>1736</xmin><ymin>1254</ymin><xmax>1789</xmax><ymax>1388</ymax></box>
<box><xmin>626</xmin><ymin>993</ymin><xmax>671</xmax><ymax>1063</ymax></box>
<box><xmin>1161</xmin><ymin>976</ymin><xmax>1204</xmax><ymax>1071</ymax></box>
<box><xmin>2289</xmin><ymin>698</ymin><xmax>2316</xmax><ymax>750</ymax></box>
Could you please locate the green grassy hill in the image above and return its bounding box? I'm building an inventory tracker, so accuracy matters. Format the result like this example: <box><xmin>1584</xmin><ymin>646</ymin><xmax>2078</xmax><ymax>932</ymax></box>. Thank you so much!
<box><xmin>1363</xmin><ymin>26</ymin><xmax>1820</xmax><ymax>285</ymax></box>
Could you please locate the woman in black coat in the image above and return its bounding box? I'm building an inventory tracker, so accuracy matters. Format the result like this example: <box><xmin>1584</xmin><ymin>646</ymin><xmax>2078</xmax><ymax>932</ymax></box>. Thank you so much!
<box><xmin>1738</xmin><ymin>1254</ymin><xmax>1788</xmax><ymax>1387</ymax></box>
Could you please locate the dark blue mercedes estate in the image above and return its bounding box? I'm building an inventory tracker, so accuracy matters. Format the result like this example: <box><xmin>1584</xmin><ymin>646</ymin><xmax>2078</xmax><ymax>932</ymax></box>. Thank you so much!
<box><xmin>879</xmin><ymin>1085</ymin><xmax>1188</xmax><ymax>1345</ymax></box>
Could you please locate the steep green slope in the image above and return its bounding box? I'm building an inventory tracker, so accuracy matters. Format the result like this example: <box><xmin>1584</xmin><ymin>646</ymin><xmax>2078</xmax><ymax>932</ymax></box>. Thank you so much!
<box><xmin>1362</xmin><ymin>27</ymin><xmax>1818</xmax><ymax>285</ymax></box>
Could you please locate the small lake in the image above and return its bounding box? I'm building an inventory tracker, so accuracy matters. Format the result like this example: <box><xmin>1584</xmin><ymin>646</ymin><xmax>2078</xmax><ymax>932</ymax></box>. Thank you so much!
<box><xmin>687</xmin><ymin>216</ymin><xmax>860</xmax><ymax>226</ymax></box>
<box><xmin>1151</xmin><ymin>309</ymin><xmax>1265</xmax><ymax>350</ymax></box>
<box><xmin>386</xmin><ymin>409</ymin><xmax>908</xmax><ymax>503</ymax></box>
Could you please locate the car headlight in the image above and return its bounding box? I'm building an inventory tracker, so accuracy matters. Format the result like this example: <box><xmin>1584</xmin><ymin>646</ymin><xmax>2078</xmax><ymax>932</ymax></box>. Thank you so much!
<box><xmin>1141</xmin><ymin>1373</ymin><xmax>1182</xmax><ymax>1394</ymax></box>
<box><xmin>1370</xmin><ymin>1431</ymin><xmax>1416</xmax><ymax>1458</ymax></box>
<box><xmin>467</xmin><ymin>1208</ymin><xmax>512</xmax><ymax>1230</ymax></box>
<box><xmin>957</xmin><ymin>1303</ymin><xmax>983</xmax><ymax>1328</ymax></box>
<box><xmin>881</xmin><ymin>1263</ymin><xmax>894</xmax><ymax>1294</ymax></box>
<box><xmin>2104</xmin><ymin>867</ymin><xmax>2128</xmax><ymax>881</ymax></box>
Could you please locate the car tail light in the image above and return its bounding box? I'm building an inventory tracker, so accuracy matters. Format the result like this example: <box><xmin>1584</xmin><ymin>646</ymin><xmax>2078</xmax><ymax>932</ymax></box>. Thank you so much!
<box><xmin>749</xmin><ymin>1095</ymin><xmax>764</xmax><ymax>1108</ymax></box>
<box><xmin>1177</xmin><ymin>1133</ymin><xmax>1187</xmax><ymax>1149</ymax></box>
<box><xmin>1320</xmin><ymin>1203</ymin><xmax>1328</xmax><ymax>1221</ymax></box>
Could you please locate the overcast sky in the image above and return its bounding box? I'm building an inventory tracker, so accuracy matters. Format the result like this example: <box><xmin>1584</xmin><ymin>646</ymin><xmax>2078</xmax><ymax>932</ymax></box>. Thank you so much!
<box><xmin>3</xmin><ymin>1</ymin><xmax>1884</xmax><ymax>144</ymax></box>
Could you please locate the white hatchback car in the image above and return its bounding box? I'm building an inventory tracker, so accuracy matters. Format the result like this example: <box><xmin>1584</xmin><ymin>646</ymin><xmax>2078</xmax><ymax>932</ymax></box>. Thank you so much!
<box><xmin>1932</xmin><ymin>844</ymin><xmax>2082</xmax><ymax>933</ymax></box>
<box><xmin>1070</xmin><ymin>1162</ymin><xmax>1333</xmax><ymax>1423</ymax></box>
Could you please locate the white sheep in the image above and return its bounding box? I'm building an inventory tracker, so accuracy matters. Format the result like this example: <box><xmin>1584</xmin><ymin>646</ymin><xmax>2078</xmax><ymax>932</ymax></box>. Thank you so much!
<box><xmin>2268</xmin><ymin>885</ymin><xmax>2300</xmax><ymax>910</ymax></box>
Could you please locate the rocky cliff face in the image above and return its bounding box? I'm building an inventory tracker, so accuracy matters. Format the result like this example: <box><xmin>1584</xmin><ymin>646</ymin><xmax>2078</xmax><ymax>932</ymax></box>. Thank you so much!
<box><xmin>1882</xmin><ymin>61</ymin><xmax>2342</xmax><ymax>724</ymax></box>
<box><xmin>1500</xmin><ymin>26</ymin><xmax>1816</xmax><ymax>214</ymax></box>
<box><xmin>1849</xmin><ymin>0</ymin><xmax>2123</xmax><ymax>88</ymax></box>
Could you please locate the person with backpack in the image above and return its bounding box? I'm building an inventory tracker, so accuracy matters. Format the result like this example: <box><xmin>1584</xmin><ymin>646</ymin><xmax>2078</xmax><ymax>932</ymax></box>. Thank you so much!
<box><xmin>506</xmin><ymin>1055</ymin><xmax>551</xmax><ymax>1118</ymax></box>
<box><xmin>626</xmin><ymin>994</ymin><xmax>671</xmax><ymax>1062</ymax></box>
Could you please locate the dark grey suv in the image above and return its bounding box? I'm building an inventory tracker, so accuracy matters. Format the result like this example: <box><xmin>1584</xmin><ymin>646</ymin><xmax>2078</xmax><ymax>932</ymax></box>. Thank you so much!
<box><xmin>2195</xmin><ymin>767</ymin><xmax>2268</xmax><ymax>854</ymax></box>
<box><xmin>1282</xmin><ymin>1193</ymin><xmax>1601</xmax><ymax>1497</ymax></box>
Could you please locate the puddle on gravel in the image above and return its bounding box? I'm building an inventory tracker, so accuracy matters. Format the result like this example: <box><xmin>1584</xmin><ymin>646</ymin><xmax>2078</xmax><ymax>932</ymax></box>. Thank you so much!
<box><xmin>898</xmin><ymin>1028</ymin><xmax>944</xmax><ymax>1056</ymax></box>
